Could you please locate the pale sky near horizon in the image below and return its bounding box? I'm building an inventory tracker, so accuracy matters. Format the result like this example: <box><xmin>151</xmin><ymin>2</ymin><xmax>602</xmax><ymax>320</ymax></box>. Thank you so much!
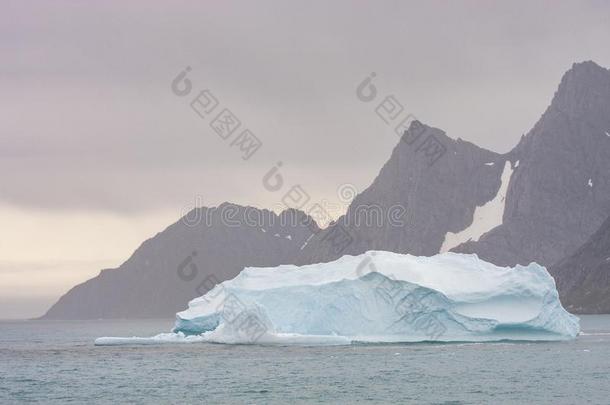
<box><xmin>2</xmin><ymin>0</ymin><xmax>610</xmax><ymax>319</ymax></box>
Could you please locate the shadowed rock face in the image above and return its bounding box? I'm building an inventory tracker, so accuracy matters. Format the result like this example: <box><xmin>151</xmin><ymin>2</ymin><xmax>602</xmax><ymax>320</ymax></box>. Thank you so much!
<box><xmin>550</xmin><ymin>216</ymin><xmax>610</xmax><ymax>314</ymax></box>
<box><xmin>42</xmin><ymin>205</ymin><xmax>316</xmax><ymax>319</ymax></box>
<box><xmin>454</xmin><ymin>61</ymin><xmax>610</xmax><ymax>268</ymax></box>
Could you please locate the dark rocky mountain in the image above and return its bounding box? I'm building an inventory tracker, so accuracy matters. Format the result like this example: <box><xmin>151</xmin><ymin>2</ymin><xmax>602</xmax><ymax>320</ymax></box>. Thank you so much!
<box><xmin>44</xmin><ymin>61</ymin><xmax>610</xmax><ymax>318</ymax></box>
<box><xmin>42</xmin><ymin>204</ymin><xmax>316</xmax><ymax>319</ymax></box>
<box><xmin>550</xmin><ymin>215</ymin><xmax>610</xmax><ymax>314</ymax></box>
<box><xmin>455</xmin><ymin>61</ymin><xmax>610</xmax><ymax>267</ymax></box>
<box><xmin>299</xmin><ymin>61</ymin><xmax>610</xmax><ymax>272</ymax></box>
<box><xmin>296</xmin><ymin>122</ymin><xmax>507</xmax><ymax>264</ymax></box>
<box><xmin>297</xmin><ymin>61</ymin><xmax>610</xmax><ymax>313</ymax></box>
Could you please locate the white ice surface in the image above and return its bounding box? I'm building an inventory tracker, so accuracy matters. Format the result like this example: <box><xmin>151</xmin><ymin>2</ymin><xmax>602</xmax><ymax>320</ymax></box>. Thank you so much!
<box><xmin>96</xmin><ymin>251</ymin><xmax>579</xmax><ymax>346</ymax></box>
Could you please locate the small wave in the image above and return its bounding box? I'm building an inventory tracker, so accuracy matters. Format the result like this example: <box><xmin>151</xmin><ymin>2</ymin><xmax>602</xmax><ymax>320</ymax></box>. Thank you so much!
<box><xmin>94</xmin><ymin>332</ymin><xmax>205</xmax><ymax>346</ymax></box>
<box><xmin>579</xmin><ymin>332</ymin><xmax>610</xmax><ymax>336</ymax></box>
<box><xmin>95</xmin><ymin>331</ymin><xmax>351</xmax><ymax>346</ymax></box>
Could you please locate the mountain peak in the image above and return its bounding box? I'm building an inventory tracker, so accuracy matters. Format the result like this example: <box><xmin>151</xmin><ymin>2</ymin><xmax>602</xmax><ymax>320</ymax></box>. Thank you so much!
<box><xmin>562</xmin><ymin>60</ymin><xmax>610</xmax><ymax>88</ymax></box>
<box><xmin>571</xmin><ymin>60</ymin><xmax>608</xmax><ymax>70</ymax></box>
<box><xmin>570</xmin><ymin>60</ymin><xmax>608</xmax><ymax>73</ymax></box>
<box><xmin>551</xmin><ymin>60</ymin><xmax>610</xmax><ymax>119</ymax></box>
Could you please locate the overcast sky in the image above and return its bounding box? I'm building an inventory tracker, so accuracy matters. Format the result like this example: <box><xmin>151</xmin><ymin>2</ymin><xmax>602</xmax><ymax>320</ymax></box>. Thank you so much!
<box><xmin>2</xmin><ymin>0</ymin><xmax>610</xmax><ymax>318</ymax></box>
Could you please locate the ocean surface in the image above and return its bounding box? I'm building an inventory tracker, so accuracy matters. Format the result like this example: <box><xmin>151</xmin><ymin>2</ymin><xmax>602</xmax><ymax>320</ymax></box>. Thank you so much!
<box><xmin>1</xmin><ymin>316</ymin><xmax>609</xmax><ymax>404</ymax></box>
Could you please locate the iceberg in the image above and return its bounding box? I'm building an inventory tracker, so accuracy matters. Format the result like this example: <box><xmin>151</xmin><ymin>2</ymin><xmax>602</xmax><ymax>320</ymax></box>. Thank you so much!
<box><xmin>95</xmin><ymin>251</ymin><xmax>579</xmax><ymax>346</ymax></box>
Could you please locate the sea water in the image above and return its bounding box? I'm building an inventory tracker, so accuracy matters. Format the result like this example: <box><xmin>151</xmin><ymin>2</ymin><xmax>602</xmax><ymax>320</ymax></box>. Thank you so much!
<box><xmin>1</xmin><ymin>316</ymin><xmax>609</xmax><ymax>404</ymax></box>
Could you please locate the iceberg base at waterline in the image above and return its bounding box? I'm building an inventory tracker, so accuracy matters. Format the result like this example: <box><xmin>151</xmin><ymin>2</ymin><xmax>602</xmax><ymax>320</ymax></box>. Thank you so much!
<box><xmin>94</xmin><ymin>251</ymin><xmax>579</xmax><ymax>346</ymax></box>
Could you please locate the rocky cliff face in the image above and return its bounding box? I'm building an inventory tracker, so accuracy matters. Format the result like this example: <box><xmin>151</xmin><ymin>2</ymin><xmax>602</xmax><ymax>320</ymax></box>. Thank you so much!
<box><xmin>454</xmin><ymin>61</ymin><xmax>610</xmax><ymax>267</ymax></box>
<box><xmin>42</xmin><ymin>205</ymin><xmax>316</xmax><ymax>319</ymax></box>
<box><xmin>550</xmin><ymin>215</ymin><xmax>610</xmax><ymax>314</ymax></box>
<box><xmin>296</xmin><ymin>123</ymin><xmax>506</xmax><ymax>264</ymax></box>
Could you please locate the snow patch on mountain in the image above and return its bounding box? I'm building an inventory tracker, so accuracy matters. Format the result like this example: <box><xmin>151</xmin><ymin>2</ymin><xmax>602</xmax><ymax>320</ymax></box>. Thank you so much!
<box><xmin>440</xmin><ymin>161</ymin><xmax>514</xmax><ymax>252</ymax></box>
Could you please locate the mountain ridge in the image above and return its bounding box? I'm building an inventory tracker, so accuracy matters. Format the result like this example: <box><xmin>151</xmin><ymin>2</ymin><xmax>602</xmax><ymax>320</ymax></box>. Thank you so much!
<box><xmin>42</xmin><ymin>61</ymin><xmax>610</xmax><ymax>318</ymax></box>
<box><xmin>42</xmin><ymin>203</ymin><xmax>317</xmax><ymax>319</ymax></box>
